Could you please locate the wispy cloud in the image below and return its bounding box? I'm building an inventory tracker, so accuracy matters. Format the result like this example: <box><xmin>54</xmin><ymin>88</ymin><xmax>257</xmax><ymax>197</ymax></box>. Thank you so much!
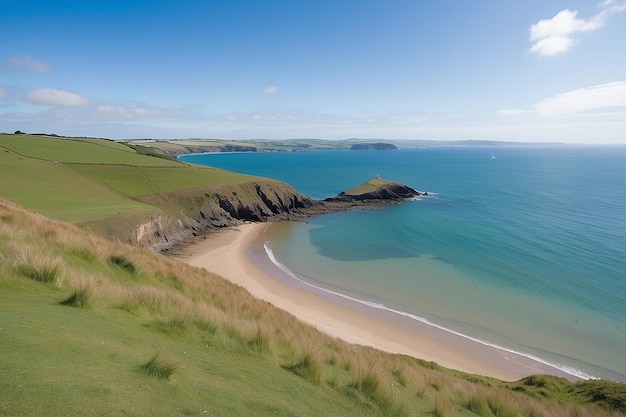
<box><xmin>534</xmin><ymin>81</ymin><xmax>626</xmax><ymax>115</ymax></box>
<box><xmin>95</xmin><ymin>105</ymin><xmax>168</xmax><ymax>120</ymax></box>
<box><xmin>23</xmin><ymin>88</ymin><xmax>90</xmax><ymax>107</ymax></box>
<box><xmin>496</xmin><ymin>109</ymin><xmax>527</xmax><ymax>116</ymax></box>
<box><xmin>497</xmin><ymin>81</ymin><xmax>626</xmax><ymax>117</ymax></box>
<box><xmin>0</xmin><ymin>87</ymin><xmax>9</xmax><ymax>100</ymax></box>
<box><xmin>220</xmin><ymin>112</ymin><xmax>297</xmax><ymax>123</ymax></box>
<box><xmin>262</xmin><ymin>86</ymin><xmax>279</xmax><ymax>95</ymax></box>
<box><xmin>600</xmin><ymin>0</ymin><xmax>626</xmax><ymax>12</ymax></box>
<box><xmin>3</xmin><ymin>56</ymin><xmax>52</xmax><ymax>72</ymax></box>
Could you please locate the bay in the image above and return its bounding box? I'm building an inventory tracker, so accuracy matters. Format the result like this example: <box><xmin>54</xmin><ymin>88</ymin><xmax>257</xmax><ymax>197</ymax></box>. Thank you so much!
<box><xmin>180</xmin><ymin>146</ymin><xmax>626</xmax><ymax>382</ymax></box>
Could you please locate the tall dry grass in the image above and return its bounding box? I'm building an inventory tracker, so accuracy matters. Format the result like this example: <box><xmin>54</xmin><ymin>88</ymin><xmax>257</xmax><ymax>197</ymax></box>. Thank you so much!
<box><xmin>1</xmin><ymin>198</ymin><xmax>624</xmax><ymax>417</ymax></box>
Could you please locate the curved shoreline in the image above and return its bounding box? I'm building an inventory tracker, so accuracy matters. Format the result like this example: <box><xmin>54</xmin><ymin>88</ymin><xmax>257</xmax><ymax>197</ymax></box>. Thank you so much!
<box><xmin>179</xmin><ymin>222</ymin><xmax>578</xmax><ymax>382</ymax></box>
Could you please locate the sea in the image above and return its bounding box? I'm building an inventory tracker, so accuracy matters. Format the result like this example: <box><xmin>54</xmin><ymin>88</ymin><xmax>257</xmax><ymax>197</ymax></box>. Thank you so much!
<box><xmin>180</xmin><ymin>146</ymin><xmax>626</xmax><ymax>382</ymax></box>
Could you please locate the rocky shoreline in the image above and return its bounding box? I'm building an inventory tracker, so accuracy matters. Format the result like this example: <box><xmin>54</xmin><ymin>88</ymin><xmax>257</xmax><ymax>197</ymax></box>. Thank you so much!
<box><xmin>145</xmin><ymin>178</ymin><xmax>423</xmax><ymax>254</ymax></box>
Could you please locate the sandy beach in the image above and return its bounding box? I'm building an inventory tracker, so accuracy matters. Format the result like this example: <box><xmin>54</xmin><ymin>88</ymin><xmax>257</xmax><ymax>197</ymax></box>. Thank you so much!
<box><xmin>179</xmin><ymin>222</ymin><xmax>575</xmax><ymax>382</ymax></box>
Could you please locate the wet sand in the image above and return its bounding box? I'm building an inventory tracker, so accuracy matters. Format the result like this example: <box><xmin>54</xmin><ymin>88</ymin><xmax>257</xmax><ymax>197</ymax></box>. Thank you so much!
<box><xmin>179</xmin><ymin>222</ymin><xmax>575</xmax><ymax>382</ymax></box>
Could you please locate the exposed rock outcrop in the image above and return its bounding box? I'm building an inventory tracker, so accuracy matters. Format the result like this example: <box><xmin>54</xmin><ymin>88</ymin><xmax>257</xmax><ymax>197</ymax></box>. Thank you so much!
<box><xmin>132</xmin><ymin>181</ymin><xmax>329</xmax><ymax>251</ymax></box>
<box><xmin>325</xmin><ymin>177</ymin><xmax>425</xmax><ymax>203</ymax></box>
<box><xmin>130</xmin><ymin>177</ymin><xmax>424</xmax><ymax>252</ymax></box>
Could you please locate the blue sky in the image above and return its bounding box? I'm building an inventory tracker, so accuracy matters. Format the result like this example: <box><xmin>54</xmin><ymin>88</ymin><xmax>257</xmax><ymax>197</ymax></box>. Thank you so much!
<box><xmin>1</xmin><ymin>0</ymin><xmax>626</xmax><ymax>143</ymax></box>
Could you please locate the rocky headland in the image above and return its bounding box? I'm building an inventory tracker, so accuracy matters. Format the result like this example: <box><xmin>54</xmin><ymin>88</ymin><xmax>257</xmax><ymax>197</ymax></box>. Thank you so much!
<box><xmin>139</xmin><ymin>177</ymin><xmax>423</xmax><ymax>253</ymax></box>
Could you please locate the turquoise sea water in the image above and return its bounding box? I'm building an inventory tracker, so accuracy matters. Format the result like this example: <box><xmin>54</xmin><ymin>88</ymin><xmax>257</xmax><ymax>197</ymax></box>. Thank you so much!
<box><xmin>180</xmin><ymin>146</ymin><xmax>626</xmax><ymax>382</ymax></box>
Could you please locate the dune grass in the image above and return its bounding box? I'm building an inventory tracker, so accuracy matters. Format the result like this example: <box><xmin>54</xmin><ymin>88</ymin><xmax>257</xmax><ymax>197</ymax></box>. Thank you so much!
<box><xmin>1</xmin><ymin>198</ymin><xmax>625</xmax><ymax>417</ymax></box>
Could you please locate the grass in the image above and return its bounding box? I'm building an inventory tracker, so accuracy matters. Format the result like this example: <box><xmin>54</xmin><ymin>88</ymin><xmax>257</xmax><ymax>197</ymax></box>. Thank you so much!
<box><xmin>59</xmin><ymin>286</ymin><xmax>92</xmax><ymax>308</ymax></box>
<box><xmin>139</xmin><ymin>353</ymin><xmax>178</xmax><ymax>380</ymax></box>
<box><xmin>17</xmin><ymin>259</ymin><xmax>61</xmax><ymax>283</ymax></box>
<box><xmin>281</xmin><ymin>353</ymin><xmax>321</xmax><ymax>384</ymax></box>
<box><xmin>0</xmin><ymin>135</ymin><xmax>179</xmax><ymax>166</ymax></box>
<box><xmin>109</xmin><ymin>255</ymin><xmax>138</xmax><ymax>274</ymax></box>
<box><xmin>0</xmin><ymin>133</ymin><xmax>265</xmax><ymax>229</ymax></box>
<box><xmin>344</xmin><ymin>177</ymin><xmax>396</xmax><ymax>195</ymax></box>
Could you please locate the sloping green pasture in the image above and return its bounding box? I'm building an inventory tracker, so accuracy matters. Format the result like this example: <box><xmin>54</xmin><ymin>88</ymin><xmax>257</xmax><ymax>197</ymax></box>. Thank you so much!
<box><xmin>72</xmin><ymin>164</ymin><xmax>262</xmax><ymax>197</ymax></box>
<box><xmin>344</xmin><ymin>177</ymin><xmax>394</xmax><ymax>195</ymax></box>
<box><xmin>1</xmin><ymin>135</ymin><xmax>179</xmax><ymax>166</ymax></box>
<box><xmin>0</xmin><ymin>134</ymin><xmax>262</xmax><ymax>224</ymax></box>
<box><xmin>0</xmin><ymin>142</ymin><xmax>152</xmax><ymax>222</ymax></box>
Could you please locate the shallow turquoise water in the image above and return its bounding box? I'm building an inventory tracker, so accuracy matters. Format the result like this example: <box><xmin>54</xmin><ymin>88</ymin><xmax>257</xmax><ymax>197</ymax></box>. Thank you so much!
<box><xmin>181</xmin><ymin>146</ymin><xmax>626</xmax><ymax>381</ymax></box>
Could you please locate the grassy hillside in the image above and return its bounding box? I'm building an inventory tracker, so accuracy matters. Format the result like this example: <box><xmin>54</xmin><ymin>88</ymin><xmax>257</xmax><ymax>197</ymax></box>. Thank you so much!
<box><xmin>2</xmin><ymin>199</ymin><xmax>625</xmax><ymax>417</ymax></box>
<box><xmin>344</xmin><ymin>177</ymin><xmax>397</xmax><ymax>195</ymax></box>
<box><xmin>0</xmin><ymin>133</ymin><xmax>268</xmax><ymax>234</ymax></box>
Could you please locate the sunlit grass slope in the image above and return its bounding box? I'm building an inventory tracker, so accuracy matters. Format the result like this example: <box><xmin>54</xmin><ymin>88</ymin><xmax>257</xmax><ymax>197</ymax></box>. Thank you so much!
<box><xmin>1</xmin><ymin>199</ymin><xmax>625</xmax><ymax>417</ymax></box>
<box><xmin>344</xmin><ymin>177</ymin><xmax>396</xmax><ymax>195</ymax></box>
<box><xmin>0</xmin><ymin>133</ymin><xmax>263</xmax><ymax>225</ymax></box>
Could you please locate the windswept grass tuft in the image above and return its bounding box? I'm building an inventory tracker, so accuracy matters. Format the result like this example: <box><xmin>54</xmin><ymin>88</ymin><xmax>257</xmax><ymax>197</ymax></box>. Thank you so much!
<box><xmin>68</xmin><ymin>246</ymin><xmax>99</xmax><ymax>263</ymax></box>
<box><xmin>59</xmin><ymin>286</ymin><xmax>92</xmax><ymax>309</ymax></box>
<box><xmin>246</xmin><ymin>325</ymin><xmax>270</xmax><ymax>353</ymax></box>
<box><xmin>464</xmin><ymin>393</ymin><xmax>491</xmax><ymax>415</ymax></box>
<box><xmin>344</xmin><ymin>371</ymin><xmax>409</xmax><ymax>417</ymax></box>
<box><xmin>139</xmin><ymin>352</ymin><xmax>178</xmax><ymax>380</ymax></box>
<box><xmin>109</xmin><ymin>255</ymin><xmax>137</xmax><ymax>274</ymax></box>
<box><xmin>16</xmin><ymin>254</ymin><xmax>62</xmax><ymax>283</ymax></box>
<box><xmin>281</xmin><ymin>353</ymin><xmax>321</xmax><ymax>385</ymax></box>
<box><xmin>432</xmin><ymin>394</ymin><xmax>455</xmax><ymax>417</ymax></box>
<box><xmin>487</xmin><ymin>394</ymin><xmax>519</xmax><ymax>417</ymax></box>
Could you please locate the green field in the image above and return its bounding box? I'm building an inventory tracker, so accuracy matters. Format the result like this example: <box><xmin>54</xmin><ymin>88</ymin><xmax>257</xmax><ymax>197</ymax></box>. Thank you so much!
<box><xmin>0</xmin><ymin>133</ymin><xmax>263</xmax><ymax>224</ymax></box>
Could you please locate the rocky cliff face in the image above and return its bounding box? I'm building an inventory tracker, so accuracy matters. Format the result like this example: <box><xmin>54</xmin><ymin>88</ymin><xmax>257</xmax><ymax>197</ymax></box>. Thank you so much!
<box><xmin>132</xmin><ymin>181</ymin><xmax>323</xmax><ymax>251</ymax></box>
<box><xmin>130</xmin><ymin>178</ymin><xmax>423</xmax><ymax>252</ymax></box>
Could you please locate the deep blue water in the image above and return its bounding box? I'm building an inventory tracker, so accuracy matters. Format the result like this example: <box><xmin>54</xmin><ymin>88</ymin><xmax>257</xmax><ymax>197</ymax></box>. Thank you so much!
<box><xmin>180</xmin><ymin>146</ymin><xmax>626</xmax><ymax>381</ymax></box>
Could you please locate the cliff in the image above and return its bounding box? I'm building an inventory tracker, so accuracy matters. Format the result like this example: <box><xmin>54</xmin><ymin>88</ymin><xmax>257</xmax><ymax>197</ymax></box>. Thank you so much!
<box><xmin>130</xmin><ymin>177</ymin><xmax>423</xmax><ymax>252</ymax></box>
<box><xmin>130</xmin><ymin>180</ymin><xmax>331</xmax><ymax>251</ymax></box>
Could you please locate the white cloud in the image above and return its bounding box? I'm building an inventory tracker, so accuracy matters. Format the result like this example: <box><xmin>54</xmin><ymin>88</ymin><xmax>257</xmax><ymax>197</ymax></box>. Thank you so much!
<box><xmin>262</xmin><ymin>86</ymin><xmax>279</xmax><ymax>95</ymax></box>
<box><xmin>3</xmin><ymin>56</ymin><xmax>52</xmax><ymax>72</ymax></box>
<box><xmin>497</xmin><ymin>109</ymin><xmax>527</xmax><ymax>116</ymax></box>
<box><xmin>95</xmin><ymin>105</ymin><xmax>164</xmax><ymax>119</ymax></box>
<box><xmin>529</xmin><ymin>9</ymin><xmax>606</xmax><ymax>56</ymax></box>
<box><xmin>0</xmin><ymin>87</ymin><xmax>9</xmax><ymax>100</ymax></box>
<box><xmin>220</xmin><ymin>112</ymin><xmax>296</xmax><ymax>123</ymax></box>
<box><xmin>534</xmin><ymin>81</ymin><xmax>626</xmax><ymax>115</ymax></box>
<box><xmin>600</xmin><ymin>0</ymin><xmax>626</xmax><ymax>11</ymax></box>
<box><xmin>23</xmin><ymin>88</ymin><xmax>90</xmax><ymax>107</ymax></box>
<box><xmin>530</xmin><ymin>35</ymin><xmax>576</xmax><ymax>56</ymax></box>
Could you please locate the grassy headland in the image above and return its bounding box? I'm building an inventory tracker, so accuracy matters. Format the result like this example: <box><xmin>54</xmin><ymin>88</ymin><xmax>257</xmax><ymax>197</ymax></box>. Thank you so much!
<box><xmin>344</xmin><ymin>177</ymin><xmax>402</xmax><ymax>195</ymax></box>
<box><xmin>1</xmin><ymin>133</ymin><xmax>625</xmax><ymax>416</ymax></box>
<box><xmin>0</xmin><ymin>133</ymin><xmax>314</xmax><ymax>247</ymax></box>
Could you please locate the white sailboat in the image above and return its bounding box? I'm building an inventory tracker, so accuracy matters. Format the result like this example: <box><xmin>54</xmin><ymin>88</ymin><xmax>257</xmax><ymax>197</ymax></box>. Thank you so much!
<box><xmin>491</xmin><ymin>152</ymin><xmax>496</xmax><ymax>159</ymax></box>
